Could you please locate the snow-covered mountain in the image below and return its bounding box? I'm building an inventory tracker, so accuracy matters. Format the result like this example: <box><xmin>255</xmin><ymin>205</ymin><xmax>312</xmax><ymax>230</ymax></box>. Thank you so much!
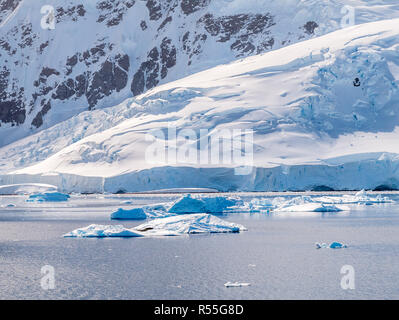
<box><xmin>1</xmin><ymin>0</ymin><xmax>399</xmax><ymax>146</ymax></box>
<box><xmin>2</xmin><ymin>16</ymin><xmax>399</xmax><ymax>192</ymax></box>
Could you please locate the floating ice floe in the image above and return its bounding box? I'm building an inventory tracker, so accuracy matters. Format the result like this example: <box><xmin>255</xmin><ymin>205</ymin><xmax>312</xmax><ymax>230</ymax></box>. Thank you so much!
<box><xmin>275</xmin><ymin>203</ymin><xmax>348</xmax><ymax>213</ymax></box>
<box><xmin>111</xmin><ymin>194</ymin><xmax>243</xmax><ymax>220</ymax></box>
<box><xmin>224</xmin><ymin>282</ymin><xmax>251</xmax><ymax>288</ymax></box>
<box><xmin>0</xmin><ymin>183</ymin><xmax>58</xmax><ymax>195</ymax></box>
<box><xmin>64</xmin><ymin>224</ymin><xmax>143</xmax><ymax>238</ymax></box>
<box><xmin>245</xmin><ymin>192</ymin><xmax>393</xmax><ymax>214</ymax></box>
<box><xmin>111</xmin><ymin>208</ymin><xmax>147</xmax><ymax>220</ymax></box>
<box><xmin>168</xmin><ymin>194</ymin><xmax>241</xmax><ymax>214</ymax></box>
<box><xmin>315</xmin><ymin>242</ymin><xmax>348</xmax><ymax>249</ymax></box>
<box><xmin>0</xmin><ymin>203</ymin><xmax>16</xmax><ymax>208</ymax></box>
<box><xmin>270</xmin><ymin>196</ymin><xmax>349</xmax><ymax>213</ymax></box>
<box><xmin>135</xmin><ymin>213</ymin><xmax>247</xmax><ymax>235</ymax></box>
<box><xmin>64</xmin><ymin>214</ymin><xmax>247</xmax><ymax>238</ymax></box>
<box><xmin>27</xmin><ymin>192</ymin><xmax>70</xmax><ymax>202</ymax></box>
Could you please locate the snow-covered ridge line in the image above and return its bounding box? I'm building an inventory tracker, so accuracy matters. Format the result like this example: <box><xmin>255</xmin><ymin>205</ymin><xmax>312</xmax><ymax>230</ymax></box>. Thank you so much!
<box><xmin>1</xmin><ymin>0</ymin><xmax>399</xmax><ymax>146</ymax></box>
<box><xmin>2</xmin><ymin>17</ymin><xmax>399</xmax><ymax>192</ymax></box>
<box><xmin>2</xmin><ymin>154</ymin><xmax>399</xmax><ymax>193</ymax></box>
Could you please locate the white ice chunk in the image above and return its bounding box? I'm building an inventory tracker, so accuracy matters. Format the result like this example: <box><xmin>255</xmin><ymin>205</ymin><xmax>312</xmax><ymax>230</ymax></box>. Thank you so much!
<box><xmin>135</xmin><ymin>214</ymin><xmax>247</xmax><ymax>235</ymax></box>
<box><xmin>275</xmin><ymin>203</ymin><xmax>347</xmax><ymax>212</ymax></box>
<box><xmin>168</xmin><ymin>194</ymin><xmax>241</xmax><ymax>214</ymax></box>
<box><xmin>63</xmin><ymin>224</ymin><xmax>143</xmax><ymax>238</ymax></box>
<box><xmin>27</xmin><ymin>192</ymin><xmax>70</xmax><ymax>202</ymax></box>
<box><xmin>316</xmin><ymin>242</ymin><xmax>348</xmax><ymax>249</ymax></box>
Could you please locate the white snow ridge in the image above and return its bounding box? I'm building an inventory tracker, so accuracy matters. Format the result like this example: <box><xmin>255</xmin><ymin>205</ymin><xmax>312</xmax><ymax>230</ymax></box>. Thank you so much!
<box><xmin>2</xmin><ymin>10</ymin><xmax>399</xmax><ymax>192</ymax></box>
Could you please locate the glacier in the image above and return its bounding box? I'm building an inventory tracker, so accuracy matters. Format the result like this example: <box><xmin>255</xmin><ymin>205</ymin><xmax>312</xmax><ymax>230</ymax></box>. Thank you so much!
<box><xmin>64</xmin><ymin>213</ymin><xmax>248</xmax><ymax>238</ymax></box>
<box><xmin>2</xmin><ymin>18</ymin><xmax>399</xmax><ymax>192</ymax></box>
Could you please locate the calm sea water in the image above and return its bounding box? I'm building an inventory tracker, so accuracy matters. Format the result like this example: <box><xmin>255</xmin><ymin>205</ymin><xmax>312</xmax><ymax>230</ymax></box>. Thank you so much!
<box><xmin>1</xmin><ymin>193</ymin><xmax>399</xmax><ymax>300</ymax></box>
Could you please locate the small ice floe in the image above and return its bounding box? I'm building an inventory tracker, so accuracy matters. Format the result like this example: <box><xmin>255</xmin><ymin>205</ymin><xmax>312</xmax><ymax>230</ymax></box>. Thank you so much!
<box><xmin>64</xmin><ymin>224</ymin><xmax>143</xmax><ymax>238</ymax></box>
<box><xmin>315</xmin><ymin>242</ymin><xmax>348</xmax><ymax>249</ymax></box>
<box><xmin>27</xmin><ymin>192</ymin><xmax>70</xmax><ymax>202</ymax></box>
<box><xmin>6</xmin><ymin>204</ymin><xmax>16</xmax><ymax>208</ymax></box>
<box><xmin>134</xmin><ymin>213</ymin><xmax>247</xmax><ymax>235</ymax></box>
<box><xmin>276</xmin><ymin>203</ymin><xmax>347</xmax><ymax>213</ymax></box>
<box><xmin>64</xmin><ymin>214</ymin><xmax>247</xmax><ymax>238</ymax></box>
<box><xmin>224</xmin><ymin>282</ymin><xmax>251</xmax><ymax>288</ymax></box>
<box><xmin>111</xmin><ymin>208</ymin><xmax>147</xmax><ymax>220</ymax></box>
<box><xmin>313</xmin><ymin>190</ymin><xmax>394</xmax><ymax>205</ymax></box>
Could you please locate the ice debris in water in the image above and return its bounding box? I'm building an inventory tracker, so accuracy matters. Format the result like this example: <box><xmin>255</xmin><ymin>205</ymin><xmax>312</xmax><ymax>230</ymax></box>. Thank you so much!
<box><xmin>315</xmin><ymin>242</ymin><xmax>348</xmax><ymax>249</ymax></box>
<box><xmin>64</xmin><ymin>214</ymin><xmax>247</xmax><ymax>238</ymax></box>
<box><xmin>275</xmin><ymin>203</ymin><xmax>347</xmax><ymax>213</ymax></box>
<box><xmin>168</xmin><ymin>194</ymin><xmax>242</xmax><ymax>214</ymax></box>
<box><xmin>224</xmin><ymin>282</ymin><xmax>251</xmax><ymax>288</ymax></box>
<box><xmin>0</xmin><ymin>183</ymin><xmax>58</xmax><ymax>195</ymax></box>
<box><xmin>27</xmin><ymin>192</ymin><xmax>70</xmax><ymax>202</ymax></box>
<box><xmin>64</xmin><ymin>224</ymin><xmax>143</xmax><ymax>238</ymax></box>
<box><xmin>110</xmin><ymin>194</ymin><xmax>243</xmax><ymax>220</ymax></box>
<box><xmin>313</xmin><ymin>190</ymin><xmax>394</xmax><ymax>205</ymax></box>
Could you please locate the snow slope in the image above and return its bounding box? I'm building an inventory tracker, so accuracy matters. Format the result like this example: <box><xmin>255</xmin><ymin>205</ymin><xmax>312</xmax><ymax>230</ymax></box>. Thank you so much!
<box><xmin>1</xmin><ymin>0</ymin><xmax>399</xmax><ymax>146</ymax></box>
<box><xmin>2</xmin><ymin>18</ymin><xmax>399</xmax><ymax>192</ymax></box>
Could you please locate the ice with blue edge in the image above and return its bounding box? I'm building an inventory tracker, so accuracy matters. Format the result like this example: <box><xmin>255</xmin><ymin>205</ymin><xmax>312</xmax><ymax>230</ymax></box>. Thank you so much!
<box><xmin>27</xmin><ymin>192</ymin><xmax>70</xmax><ymax>202</ymax></box>
<box><xmin>64</xmin><ymin>213</ymin><xmax>247</xmax><ymax>238</ymax></box>
<box><xmin>111</xmin><ymin>208</ymin><xmax>147</xmax><ymax>220</ymax></box>
<box><xmin>134</xmin><ymin>213</ymin><xmax>247</xmax><ymax>235</ymax></box>
<box><xmin>64</xmin><ymin>224</ymin><xmax>143</xmax><ymax>238</ymax></box>
<box><xmin>109</xmin><ymin>191</ymin><xmax>395</xmax><ymax>221</ymax></box>
<box><xmin>168</xmin><ymin>194</ymin><xmax>242</xmax><ymax>214</ymax></box>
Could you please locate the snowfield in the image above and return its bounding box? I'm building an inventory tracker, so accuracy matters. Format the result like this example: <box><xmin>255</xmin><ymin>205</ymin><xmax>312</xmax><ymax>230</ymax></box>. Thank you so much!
<box><xmin>2</xmin><ymin>17</ymin><xmax>399</xmax><ymax>192</ymax></box>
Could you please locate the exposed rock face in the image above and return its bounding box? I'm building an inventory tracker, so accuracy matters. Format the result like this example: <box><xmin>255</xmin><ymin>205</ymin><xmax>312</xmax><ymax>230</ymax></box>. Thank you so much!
<box><xmin>0</xmin><ymin>0</ymin><xmax>323</xmax><ymax>146</ymax></box>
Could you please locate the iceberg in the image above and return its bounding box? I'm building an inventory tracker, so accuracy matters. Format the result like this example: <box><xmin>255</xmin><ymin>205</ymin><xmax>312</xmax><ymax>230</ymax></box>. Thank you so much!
<box><xmin>111</xmin><ymin>208</ymin><xmax>147</xmax><ymax>220</ymax></box>
<box><xmin>27</xmin><ymin>192</ymin><xmax>70</xmax><ymax>202</ymax></box>
<box><xmin>168</xmin><ymin>194</ymin><xmax>241</xmax><ymax>214</ymax></box>
<box><xmin>275</xmin><ymin>203</ymin><xmax>347</xmax><ymax>213</ymax></box>
<box><xmin>65</xmin><ymin>214</ymin><xmax>247</xmax><ymax>238</ymax></box>
<box><xmin>63</xmin><ymin>224</ymin><xmax>143</xmax><ymax>238</ymax></box>
<box><xmin>316</xmin><ymin>242</ymin><xmax>348</xmax><ymax>249</ymax></box>
<box><xmin>313</xmin><ymin>190</ymin><xmax>394</xmax><ymax>205</ymax></box>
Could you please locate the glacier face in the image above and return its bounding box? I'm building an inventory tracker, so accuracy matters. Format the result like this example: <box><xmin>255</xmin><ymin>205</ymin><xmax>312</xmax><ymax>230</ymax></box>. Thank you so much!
<box><xmin>1</xmin><ymin>18</ymin><xmax>399</xmax><ymax>192</ymax></box>
<box><xmin>1</xmin><ymin>0</ymin><xmax>399</xmax><ymax>146</ymax></box>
